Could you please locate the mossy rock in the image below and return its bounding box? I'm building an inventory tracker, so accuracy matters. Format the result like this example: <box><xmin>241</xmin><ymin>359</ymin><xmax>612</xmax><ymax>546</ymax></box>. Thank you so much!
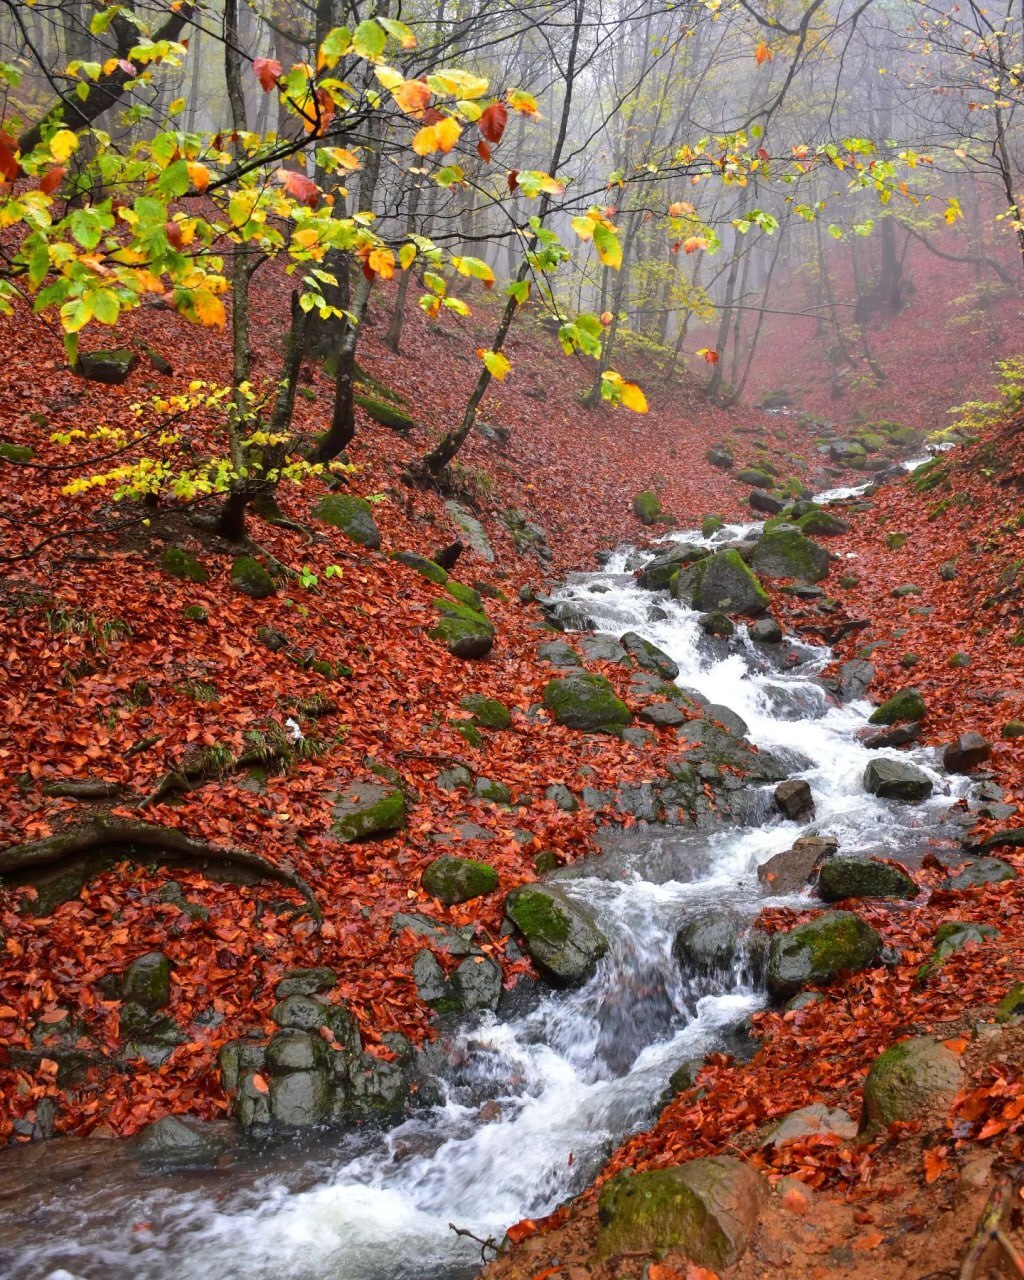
<box><xmin>859</xmin><ymin>1037</ymin><xmax>962</xmax><ymax>1136</ymax></box>
<box><xmin>673</xmin><ymin>549</ymin><xmax>769</xmax><ymax>617</ymax></box>
<box><xmin>355</xmin><ymin>393</ymin><xmax>415</xmax><ymax>432</ymax></box>
<box><xmin>917</xmin><ymin>922</ymin><xmax>999</xmax><ymax>985</ymax></box>
<box><xmin>162</xmin><ymin>545</ymin><xmax>209</xmax><ymax>584</ymax></box>
<box><xmin>542</xmin><ymin>672</ymin><xmax>633</xmax><ymax>733</ymax></box>
<box><xmin>637</xmin><ymin>543</ymin><xmax>709</xmax><ymax>591</ymax></box>
<box><xmin>445</xmin><ymin>580</ymin><xmax>484</xmax><ymax>611</ymax></box>
<box><xmin>597</xmin><ymin>1157</ymin><xmax>764</xmax><ymax>1267</ymax></box>
<box><xmin>182</xmin><ymin>604</ymin><xmax>208</xmax><ymax>623</ymax></box>
<box><xmin>702</xmin><ymin>515</ymin><xmax>726</xmax><ymax>538</ymax></box>
<box><xmin>620</xmin><ymin>631</ymin><xmax>679</xmax><ymax>680</ymax></box>
<box><xmin>475</xmin><ymin>776</ymin><xmax>511</xmax><ymax>804</ymax></box>
<box><xmin>422</xmin><ymin>855</ymin><xmax>498</xmax><ymax>904</ymax></box>
<box><xmin>868</xmin><ymin>687</ymin><xmax>926</xmax><ymax>725</ymax></box>
<box><xmin>817</xmin><ymin>856</ymin><xmax>918</xmax><ymax>902</ymax></box>
<box><xmin>314</xmin><ymin>494</ymin><xmax>381</xmax><ymax>550</ymax></box>
<box><xmin>797</xmin><ymin>510</ymin><xmax>850</xmax><ymax>537</ymax></box>
<box><xmin>997</xmin><ymin>983</ymin><xmax>1024</xmax><ymax>1022</ymax></box>
<box><xmin>505</xmin><ymin>883</ymin><xmax>608</xmax><ymax>986</ymax></box>
<box><xmin>633</xmin><ymin>490</ymin><xmax>663</xmax><ymax>525</ymax></box>
<box><xmin>750</xmin><ymin>529</ymin><xmax>830</xmax><ymax>582</ymax></box>
<box><xmin>429</xmin><ymin>598</ymin><xmax>495</xmax><ymax>660</ymax></box>
<box><xmin>1002</xmin><ymin>721</ymin><xmax>1024</xmax><ymax>739</ymax></box>
<box><xmin>459</xmin><ymin>694</ymin><xmax>511</xmax><ymax>729</ymax></box>
<box><xmin>736</xmin><ymin>467</ymin><xmax>774</xmax><ymax>486</ymax></box>
<box><xmin>766</xmin><ymin>910</ymin><xmax>881</xmax><ymax>1001</ymax></box>
<box><xmin>122</xmin><ymin>951</ymin><xmax>171</xmax><ymax>1011</ymax></box>
<box><xmin>389</xmin><ymin>550</ymin><xmax>447</xmax><ymax>585</ymax></box>
<box><xmin>0</xmin><ymin>441</ymin><xmax>34</xmax><ymax>463</ymax></box>
<box><xmin>231</xmin><ymin>556</ymin><xmax>276</xmax><ymax>599</ymax></box>
<box><xmin>330</xmin><ymin>782</ymin><xmax>406</xmax><ymax>841</ymax></box>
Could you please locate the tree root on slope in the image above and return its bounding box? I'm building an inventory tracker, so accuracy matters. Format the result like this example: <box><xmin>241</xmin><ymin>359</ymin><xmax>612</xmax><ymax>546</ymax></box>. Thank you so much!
<box><xmin>0</xmin><ymin>817</ymin><xmax>320</xmax><ymax>919</ymax></box>
<box><xmin>959</xmin><ymin>1169</ymin><xmax>1024</xmax><ymax>1279</ymax></box>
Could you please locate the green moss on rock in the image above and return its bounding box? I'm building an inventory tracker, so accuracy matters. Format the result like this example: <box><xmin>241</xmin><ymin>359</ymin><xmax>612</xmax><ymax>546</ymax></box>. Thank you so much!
<box><xmin>766</xmin><ymin>910</ymin><xmax>881</xmax><ymax>1000</ymax></box>
<box><xmin>389</xmin><ymin>550</ymin><xmax>448</xmax><ymax>585</ymax></box>
<box><xmin>445</xmin><ymin>580</ymin><xmax>484</xmax><ymax>611</ymax></box>
<box><xmin>750</xmin><ymin>529</ymin><xmax>830</xmax><ymax>582</ymax></box>
<box><xmin>421</xmin><ymin>855</ymin><xmax>498</xmax><ymax>904</ymax></box>
<box><xmin>542</xmin><ymin>672</ymin><xmax>633</xmax><ymax>733</ymax></box>
<box><xmin>505</xmin><ymin>883</ymin><xmax>608</xmax><ymax>986</ymax></box>
<box><xmin>429</xmin><ymin>598</ymin><xmax>495</xmax><ymax>660</ymax></box>
<box><xmin>816</xmin><ymin>857</ymin><xmax>918</xmax><ymax>902</ymax></box>
<box><xmin>797</xmin><ymin>510</ymin><xmax>850</xmax><ymax>537</ymax></box>
<box><xmin>314</xmin><ymin>494</ymin><xmax>381</xmax><ymax>549</ymax></box>
<box><xmin>355</xmin><ymin>393</ymin><xmax>415</xmax><ymax>432</ymax></box>
<box><xmin>868</xmin><ymin>687</ymin><xmax>926</xmax><ymax>725</ymax></box>
<box><xmin>162</xmin><ymin>546</ymin><xmax>209</xmax><ymax>583</ymax></box>
<box><xmin>331</xmin><ymin>782</ymin><xmax>406</xmax><ymax>841</ymax></box>
<box><xmin>0</xmin><ymin>441</ymin><xmax>34</xmax><ymax>463</ymax></box>
<box><xmin>859</xmin><ymin>1037</ymin><xmax>962</xmax><ymax>1136</ymax></box>
<box><xmin>459</xmin><ymin>694</ymin><xmax>511</xmax><ymax>729</ymax></box>
<box><xmin>231</xmin><ymin>556</ymin><xmax>276</xmax><ymax>599</ymax></box>
<box><xmin>633</xmin><ymin>490</ymin><xmax>663</xmax><ymax>525</ymax></box>
<box><xmin>673</xmin><ymin>548</ymin><xmax>770</xmax><ymax>617</ymax></box>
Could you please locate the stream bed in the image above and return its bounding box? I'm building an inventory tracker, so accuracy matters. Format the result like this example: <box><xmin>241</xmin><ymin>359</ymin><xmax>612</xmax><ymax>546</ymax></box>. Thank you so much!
<box><xmin>0</xmin><ymin>502</ymin><xmax>973</xmax><ymax>1280</ymax></box>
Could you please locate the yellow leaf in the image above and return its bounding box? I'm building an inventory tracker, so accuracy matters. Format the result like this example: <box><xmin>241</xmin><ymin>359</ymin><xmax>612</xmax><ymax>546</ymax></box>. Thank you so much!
<box><xmin>399</xmin><ymin>242</ymin><xmax>416</xmax><ymax>270</ymax></box>
<box><xmin>435</xmin><ymin>117</ymin><xmax>462</xmax><ymax>153</ymax></box>
<box><xmin>620</xmin><ymin>382</ymin><xmax>648</xmax><ymax>413</ymax></box>
<box><xmin>49</xmin><ymin>129</ymin><xmax>78</xmax><ymax>162</ymax></box>
<box><xmin>479</xmin><ymin>349</ymin><xmax>510</xmax><ymax>380</ymax></box>
<box><xmin>368</xmin><ymin>246</ymin><xmax>395</xmax><ymax>279</ymax></box>
<box><xmin>193</xmin><ymin>289</ymin><xmax>226</xmax><ymax>327</ymax></box>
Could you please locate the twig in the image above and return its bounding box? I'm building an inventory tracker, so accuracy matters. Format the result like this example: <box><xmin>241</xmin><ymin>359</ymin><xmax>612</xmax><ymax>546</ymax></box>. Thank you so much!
<box><xmin>447</xmin><ymin>1222</ymin><xmax>498</xmax><ymax>1263</ymax></box>
<box><xmin>959</xmin><ymin>1170</ymin><xmax>1024</xmax><ymax>1279</ymax></box>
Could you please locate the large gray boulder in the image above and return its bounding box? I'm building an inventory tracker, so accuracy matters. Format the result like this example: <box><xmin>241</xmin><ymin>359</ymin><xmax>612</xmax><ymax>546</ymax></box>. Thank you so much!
<box><xmin>758</xmin><ymin>836</ymin><xmax>837</xmax><ymax>895</ymax></box>
<box><xmin>750</xmin><ymin>529</ymin><xmax>830</xmax><ymax>582</ymax></box>
<box><xmin>672</xmin><ymin>549</ymin><xmax>769</xmax><ymax>617</ymax></box>
<box><xmin>504</xmin><ymin>884</ymin><xmax>608</xmax><ymax>987</ymax></box>
<box><xmin>766</xmin><ymin>910</ymin><xmax>881</xmax><ymax>1000</ymax></box>
<box><xmin>859</xmin><ymin>1037</ymin><xmax>962</xmax><ymax>1136</ymax></box>
<box><xmin>620</xmin><ymin>631</ymin><xmax>680</xmax><ymax>680</ymax></box>
<box><xmin>597</xmin><ymin>1156</ymin><xmax>765</xmax><ymax>1266</ymax></box>
<box><xmin>637</xmin><ymin>544</ymin><xmax>708</xmax><ymax>591</ymax></box>
<box><xmin>863</xmin><ymin>757</ymin><xmax>933</xmax><ymax>802</ymax></box>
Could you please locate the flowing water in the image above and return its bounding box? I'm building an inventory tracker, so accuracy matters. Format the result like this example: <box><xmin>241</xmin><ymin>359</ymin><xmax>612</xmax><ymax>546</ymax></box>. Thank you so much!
<box><xmin>1</xmin><ymin>498</ymin><xmax>970</xmax><ymax>1280</ymax></box>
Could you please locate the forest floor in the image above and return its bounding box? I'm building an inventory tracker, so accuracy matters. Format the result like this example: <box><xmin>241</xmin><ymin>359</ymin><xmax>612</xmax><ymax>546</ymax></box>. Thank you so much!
<box><xmin>2</xmin><ymin>232</ymin><xmax>1024</xmax><ymax>1278</ymax></box>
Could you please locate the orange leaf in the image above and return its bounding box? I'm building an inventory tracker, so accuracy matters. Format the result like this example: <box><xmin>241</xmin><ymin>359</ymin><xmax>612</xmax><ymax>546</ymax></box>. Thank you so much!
<box><xmin>782</xmin><ymin>1186</ymin><xmax>810</xmax><ymax>1215</ymax></box>
<box><xmin>943</xmin><ymin>1037</ymin><xmax>968</xmax><ymax>1055</ymax></box>
<box><xmin>853</xmin><ymin>1229</ymin><xmax>884</xmax><ymax>1252</ymax></box>
<box><xmin>278</xmin><ymin>169</ymin><xmax>320</xmax><ymax>208</ymax></box>
<box><xmin>39</xmin><ymin>1008</ymin><xmax>69</xmax><ymax>1023</ymax></box>
<box><xmin>40</xmin><ymin>165</ymin><xmax>65</xmax><ymax>194</ymax></box>
<box><xmin>477</xmin><ymin>139</ymin><xmax>492</xmax><ymax>162</ymax></box>
<box><xmin>923</xmin><ymin>1147</ymin><xmax>949</xmax><ymax>1184</ymax></box>
<box><xmin>253</xmin><ymin>57</ymin><xmax>281</xmax><ymax>91</ymax></box>
<box><xmin>479</xmin><ymin>101</ymin><xmax>508</xmax><ymax>145</ymax></box>
<box><xmin>251</xmin><ymin>1073</ymin><xmax>269</xmax><ymax>1094</ymax></box>
<box><xmin>755</xmin><ymin>40</ymin><xmax>773</xmax><ymax>64</ymax></box>
<box><xmin>0</xmin><ymin>1005</ymin><xmax>18</xmax><ymax>1018</ymax></box>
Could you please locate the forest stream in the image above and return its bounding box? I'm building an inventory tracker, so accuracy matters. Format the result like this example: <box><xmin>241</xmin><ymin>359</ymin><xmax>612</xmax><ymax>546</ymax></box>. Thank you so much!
<box><xmin>0</xmin><ymin>482</ymin><xmax>972</xmax><ymax>1280</ymax></box>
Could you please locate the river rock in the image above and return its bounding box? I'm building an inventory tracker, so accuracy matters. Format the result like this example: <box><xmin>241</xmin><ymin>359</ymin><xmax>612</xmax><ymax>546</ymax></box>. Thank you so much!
<box><xmin>131</xmin><ymin>1115</ymin><xmax>236</xmax><ymax>1164</ymax></box>
<box><xmin>916</xmin><ymin>922</ymin><xmax>999</xmax><ymax>984</ymax></box>
<box><xmin>672</xmin><ymin>549</ymin><xmax>770</xmax><ymax>617</ymax></box>
<box><xmin>390</xmin><ymin>550</ymin><xmax>448</xmax><ymax>585</ymax></box>
<box><xmin>541</xmin><ymin>598</ymin><xmax>595</xmax><ymax>632</ymax></box>
<box><xmin>838</xmin><ymin>659</ymin><xmax>875</xmax><ymax>701</ymax></box>
<box><xmin>330</xmin><ymin>782</ymin><xmax>406</xmax><ymax>840</ymax></box>
<box><xmin>859</xmin><ymin>1037</ymin><xmax>962</xmax><ymax>1136</ymax></box>
<box><xmin>758</xmin><ymin>836</ymin><xmax>838</xmax><ymax>894</ymax></box>
<box><xmin>816</xmin><ymin>856</ymin><xmax>918</xmax><ymax>901</ymax></box>
<box><xmin>541</xmin><ymin>672</ymin><xmax>633</xmax><ymax>733</ymax></box>
<box><xmin>504</xmin><ymin>884</ymin><xmax>608</xmax><ymax>987</ymax></box>
<box><xmin>580</xmin><ymin>634</ymin><xmax>628</xmax><ymax>664</ymax></box>
<box><xmin>638</xmin><ymin>700</ymin><xmax>688</xmax><ymax>728</ymax></box>
<box><xmin>750</xmin><ymin>529</ymin><xmax>830</xmax><ymax>582</ymax></box>
<box><xmin>749</xmin><ymin>489</ymin><xmax>786</xmax><ymax>515</ymax></box>
<box><xmin>868</xmin><ymin>687</ymin><xmax>926</xmax><ymax>725</ymax></box>
<box><xmin>459</xmin><ymin>694</ymin><xmax>511</xmax><ymax>729</ymax></box>
<box><xmin>749</xmin><ymin>617</ymin><xmax>783</xmax><ymax>644</ymax></box>
<box><xmin>450</xmin><ymin>955</ymin><xmax>503</xmax><ymax>1012</ymax></box>
<box><xmin>265</xmin><ymin>1029</ymin><xmax>326</xmax><ymax>1074</ymax></box>
<box><xmin>429</xmin><ymin>599</ymin><xmax>495</xmax><ymax>659</ymax></box>
<box><xmin>270</xmin><ymin>1069</ymin><xmax>331</xmax><ymax>1128</ymax></box>
<box><xmin>444</xmin><ymin>501</ymin><xmax>494</xmax><ymax>561</ymax></box>
<box><xmin>859</xmin><ymin>722</ymin><xmax>920</xmax><ymax>749</ymax></box>
<box><xmin>797</xmin><ymin>510</ymin><xmax>850</xmax><ymax>536</ymax></box>
<box><xmin>314</xmin><ymin>494</ymin><xmax>381</xmax><ymax>549</ymax></box>
<box><xmin>863</xmin><ymin>757</ymin><xmax>933</xmax><ymax>802</ymax></box>
<box><xmin>702</xmin><ymin>704</ymin><xmax>748</xmax><ymax>738</ymax></box>
<box><xmin>421</xmin><ymin>855</ymin><xmax>498</xmax><ymax>904</ymax></box>
<box><xmin>766</xmin><ymin>910</ymin><xmax>881</xmax><ymax>1000</ymax></box>
<box><xmin>760</xmin><ymin>1104</ymin><xmax>857</xmax><ymax>1148</ymax></box>
<box><xmin>674</xmin><ymin>910</ymin><xmax>766</xmax><ymax>992</ymax></box>
<box><xmin>942</xmin><ymin>732</ymin><xmax>992</xmax><ymax>773</ymax></box>
<box><xmin>637</xmin><ymin>544</ymin><xmax>708</xmax><ymax>591</ymax></box>
<box><xmin>774</xmin><ymin>779</ymin><xmax>814</xmax><ymax>821</ymax></box>
<box><xmin>943</xmin><ymin>857</ymin><xmax>1016</xmax><ymax>890</ymax></box>
<box><xmin>620</xmin><ymin>631</ymin><xmax>680</xmax><ymax>680</ymax></box>
<box><xmin>597</xmin><ymin>1156</ymin><xmax>765</xmax><ymax>1266</ymax></box>
<box><xmin>536</xmin><ymin>639</ymin><xmax>582</xmax><ymax>667</ymax></box>
<box><xmin>276</xmin><ymin>967</ymin><xmax>338</xmax><ymax>998</ymax></box>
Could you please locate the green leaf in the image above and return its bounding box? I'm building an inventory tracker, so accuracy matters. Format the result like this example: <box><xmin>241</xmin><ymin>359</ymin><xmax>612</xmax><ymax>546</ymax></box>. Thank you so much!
<box><xmin>352</xmin><ymin>19</ymin><xmax>386</xmax><ymax>59</ymax></box>
<box><xmin>378</xmin><ymin>17</ymin><xmax>416</xmax><ymax>48</ymax></box>
<box><xmin>320</xmin><ymin>26</ymin><xmax>351</xmax><ymax>68</ymax></box>
<box><xmin>156</xmin><ymin>158</ymin><xmax>190</xmax><ymax>197</ymax></box>
<box><xmin>89</xmin><ymin>5</ymin><xmax>121</xmax><ymax>36</ymax></box>
<box><xmin>506</xmin><ymin>279</ymin><xmax>530</xmax><ymax>304</ymax></box>
<box><xmin>90</xmin><ymin>287</ymin><xmax>120</xmax><ymax>325</ymax></box>
<box><xmin>592</xmin><ymin>222</ymin><xmax>622</xmax><ymax>269</ymax></box>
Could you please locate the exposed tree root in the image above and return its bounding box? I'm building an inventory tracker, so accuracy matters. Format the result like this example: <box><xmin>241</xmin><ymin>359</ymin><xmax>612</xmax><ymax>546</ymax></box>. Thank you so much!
<box><xmin>959</xmin><ymin>1170</ymin><xmax>1024</xmax><ymax>1279</ymax></box>
<box><xmin>0</xmin><ymin>817</ymin><xmax>320</xmax><ymax>917</ymax></box>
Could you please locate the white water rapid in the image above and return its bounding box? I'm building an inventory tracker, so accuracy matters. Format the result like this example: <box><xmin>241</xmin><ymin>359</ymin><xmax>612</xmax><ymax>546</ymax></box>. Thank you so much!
<box><xmin>1</xmin><ymin>503</ymin><xmax>969</xmax><ymax>1280</ymax></box>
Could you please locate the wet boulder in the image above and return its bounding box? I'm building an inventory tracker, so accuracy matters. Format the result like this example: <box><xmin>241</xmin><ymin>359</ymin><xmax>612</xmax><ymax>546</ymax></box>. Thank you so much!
<box><xmin>860</xmin><ymin>722</ymin><xmax>920</xmax><ymax>750</ymax></box>
<box><xmin>672</xmin><ymin>548</ymin><xmax>769</xmax><ymax>617</ymax></box>
<box><xmin>796</xmin><ymin>509</ymin><xmax>850</xmax><ymax>537</ymax></box>
<box><xmin>537</xmin><ymin>639</ymin><xmax>582</xmax><ymax>667</ymax></box>
<box><xmin>542</xmin><ymin>672</ymin><xmax>633</xmax><ymax>734</ymax></box>
<box><xmin>863</xmin><ymin>757</ymin><xmax>932</xmax><ymax>802</ymax></box>
<box><xmin>421</xmin><ymin>855</ymin><xmax>498</xmax><ymax>904</ymax></box>
<box><xmin>766</xmin><ymin>910</ymin><xmax>881</xmax><ymax>1000</ymax></box>
<box><xmin>749</xmin><ymin>489</ymin><xmax>786</xmax><ymax>515</ymax></box>
<box><xmin>774</xmin><ymin>779</ymin><xmax>814</xmax><ymax>821</ymax></box>
<box><xmin>838</xmin><ymin>659</ymin><xmax>875</xmax><ymax>701</ymax></box>
<box><xmin>504</xmin><ymin>883</ymin><xmax>608</xmax><ymax>987</ymax></box>
<box><xmin>275</xmin><ymin>967</ymin><xmax>338</xmax><ymax>998</ymax></box>
<box><xmin>859</xmin><ymin>1037</ymin><xmax>962</xmax><ymax>1137</ymax></box>
<box><xmin>314</xmin><ymin>494</ymin><xmax>381</xmax><ymax>549</ymax></box>
<box><xmin>749</xmin><ymin>529</ymin><xmax>830</xmax><ymax>583</ymax></box>
<box><xmin>132</xmin><ymin>1115</ymin><xmax>236</xmax><ymax>1165</ymax></box>
<box><xmin>868</xmin><ymin>687</ymin><xmax>926</xmax><ymax>725</ymax></box>
<box><xmin>597</xmin><ymin>1156</ymin><xmax>765</xmax><ymax>1267</ymax></box>
<box><xmin>619</xmin><ymin>631</ymin><xmax>679</xmax><ymax>680</ymax></box>
<box><xmin>540</xmin><ymin>597</ymin><xmax>595</xmax><ymax>632</ymax></box>
<box><xmin>816</xmin><ymin>856</ymin><xmax>918</xmax><ymax>902</ymax></box>
<box><xmin>758</xmin><ymin>836</ymin><xmax>838</xmax><ymax>895</ymax></box>
<box><xmin>637</xmin><ymin>543</ymin><xmax>708</xmax><ymax>591</ymax></box>
<box><xmin>330</xmin><ymin>782</ymin><xmax>406</xmax><ymax>841</ymax></box>
<box><xmin>942</xmin><ymin>732</ymin><xmax>992</xmax><ymax>773</ymax></box>
<box><xmin>943</xmin><ymin>857</ymin><xmax>1016</xmax><ymax>890</ymax></box>
<box><xmin>749</xmin><ymin>616</ymin><xmax>783</xmax><ymax>644</ymax></box>
<box><xmin>633</xmin><ymin>490</ymin><xmax>663</xmax><ymax>525</ymax></box>
<box><xmin>674</xmin><ymin>910</ymin><xmax>766</xmax><ymax>992</ymax></box>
